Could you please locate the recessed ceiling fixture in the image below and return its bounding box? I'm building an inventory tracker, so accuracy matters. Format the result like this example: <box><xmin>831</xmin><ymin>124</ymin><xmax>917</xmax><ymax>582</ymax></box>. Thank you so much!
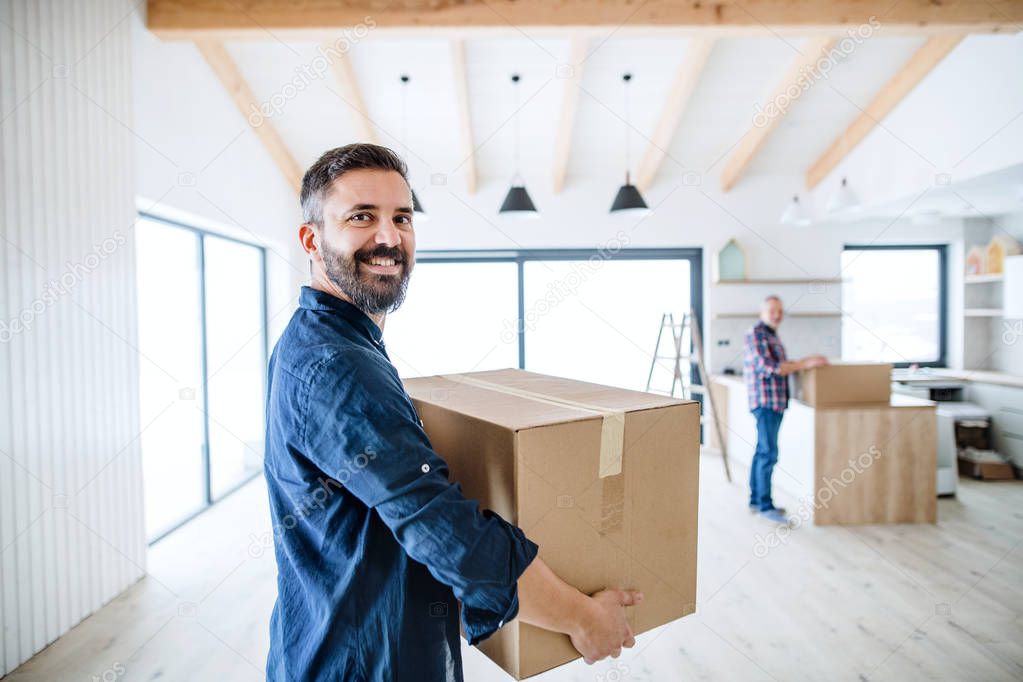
<box><xmin>499</xmin><ymin>73</ymin><xmax>538</xmax><ymax>216</ymax></box>
<box><xmin>826</xmin><ymin>176</ymin><xmax>862</xmax><ymax>214</ymax></box>
<box><xmin>780</xmin><ymin>195</ymin><xmax>811</xmax><ymax>226</ymax></box>
<box><xmin>610</xmin><ymin>72</ymin><xmax>649</xmax><ymax>215</ymax></box>
<box><xmin>399</xmin><ymin>74</ymin><xmax>427</xmax><ymax>220</ymax></box>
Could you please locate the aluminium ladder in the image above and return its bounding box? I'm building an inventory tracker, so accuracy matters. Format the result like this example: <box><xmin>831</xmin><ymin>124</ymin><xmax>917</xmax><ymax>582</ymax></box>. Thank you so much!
<box><xmin>645</xmin><ymin>312</ymin><xmax>732</xmax><ymax>482</ymax></box>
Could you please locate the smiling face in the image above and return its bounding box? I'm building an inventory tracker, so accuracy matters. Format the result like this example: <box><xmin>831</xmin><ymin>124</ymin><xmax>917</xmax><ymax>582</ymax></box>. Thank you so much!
<box><xmin>302</xmin><ymin>168</ymin><xmax>416</xmax><ymax>316</ymax></box>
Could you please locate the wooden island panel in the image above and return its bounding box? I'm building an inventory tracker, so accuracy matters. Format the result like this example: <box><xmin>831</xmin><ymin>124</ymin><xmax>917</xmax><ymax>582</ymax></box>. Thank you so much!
<box><xmin>813</xmin><ymin>403</ymin><xmax>937</xmax><ymax>525</ymax></box>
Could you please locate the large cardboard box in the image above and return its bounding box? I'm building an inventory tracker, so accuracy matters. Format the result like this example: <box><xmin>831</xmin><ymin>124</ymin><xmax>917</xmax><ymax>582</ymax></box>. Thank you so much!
<box><xmin>795</xmin><ymin>362</ymin><xmax>892</xmax><ymax>407</ymax></box>
<box><xmin>403</xmin><ymin>369</ymin><xmax>700</xmax><ymax>679</ymax></box>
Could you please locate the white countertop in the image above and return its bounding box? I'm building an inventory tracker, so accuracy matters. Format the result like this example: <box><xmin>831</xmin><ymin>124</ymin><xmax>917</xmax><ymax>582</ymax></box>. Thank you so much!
<box><xmin>710</xmin><ymin>374</ymin><xmax>934</xmax><ymax>409</ymax></box>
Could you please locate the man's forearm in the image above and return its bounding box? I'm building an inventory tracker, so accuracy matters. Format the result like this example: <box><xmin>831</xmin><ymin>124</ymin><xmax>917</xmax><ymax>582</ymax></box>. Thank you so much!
<box><xmin>516</xmin><ymin>556</ymin><xmax>590</xmax><ymax>636</ymax></box>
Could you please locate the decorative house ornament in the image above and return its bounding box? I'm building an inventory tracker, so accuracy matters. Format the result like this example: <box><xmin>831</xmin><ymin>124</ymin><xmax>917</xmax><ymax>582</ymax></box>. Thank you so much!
<box><xmin>985</xmin><ymin>235</ymin><xmax>1022</xmax><ymax>274</ymax></box>
<box><xmin>717</xmin><ymin>239</ymin><xmax>747</xmax><ymax>281</ymax></box>
<box><xmin>965</xmin><ymin>246</ymin><xmax>985</xmax><ymax>275</ymax></box>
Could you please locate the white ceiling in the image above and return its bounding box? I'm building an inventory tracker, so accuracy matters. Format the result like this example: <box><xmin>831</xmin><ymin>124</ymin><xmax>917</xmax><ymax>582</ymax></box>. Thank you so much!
<box><xmin>220</xmin><ymin>33</ymin><xmax>1009</xmax><ymax>199</ymax></box>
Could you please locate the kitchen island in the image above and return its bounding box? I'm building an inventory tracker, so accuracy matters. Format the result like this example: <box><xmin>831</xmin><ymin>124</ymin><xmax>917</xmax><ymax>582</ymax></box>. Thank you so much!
<box><xmin>710</xmin><ymin>374</ymin><xmax>937</xmax><ymax>525</ymax></box>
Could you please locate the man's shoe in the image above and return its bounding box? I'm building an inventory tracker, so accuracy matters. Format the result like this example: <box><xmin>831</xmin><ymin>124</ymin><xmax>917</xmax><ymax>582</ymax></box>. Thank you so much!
<box><xmin>758</xmin><ymin>508</ymin><xmax>791</xmax><ymax>525</ymax></box>
<box><xmin>750</xmin><ymin>504</ymin><xmax>786</xmax><ymax>514</ymax></box>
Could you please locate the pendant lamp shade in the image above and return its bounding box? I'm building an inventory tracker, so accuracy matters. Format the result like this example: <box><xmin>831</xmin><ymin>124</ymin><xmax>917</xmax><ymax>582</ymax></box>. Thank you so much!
<box><xmin>610</xmin><ymin>172</ymin><xmax>649</xmax><ymax>215</ymax></box>
<box><xmin>610</xmin><ymin>73</ymin><xmax>650</xmax><ymax>215</ymax></box>
<box><xmin>499</xmin><ymin>184</ymin><xmax>538</xmax><ymax>215</ymax></box>
<box><xmin>411</xmin><ymin>188</ymin><xmax>428</xmax><ymax>220</ymax></box>
<box><xmin>780</xmin><ymin>195</ymin><xmax>810</xmax><ymax>226</ymax></box>
<box><xmin>826</xmin><ymin>177</ymin><xmax>861</xmax><ymax>214</ymax></box>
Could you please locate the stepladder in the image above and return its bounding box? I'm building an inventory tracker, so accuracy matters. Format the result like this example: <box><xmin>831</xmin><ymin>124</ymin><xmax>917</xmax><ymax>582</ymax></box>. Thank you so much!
<box><xmin>646</xmin><ymin>311</ymin><xmax>732</xmax><ymax>482</ymax></box>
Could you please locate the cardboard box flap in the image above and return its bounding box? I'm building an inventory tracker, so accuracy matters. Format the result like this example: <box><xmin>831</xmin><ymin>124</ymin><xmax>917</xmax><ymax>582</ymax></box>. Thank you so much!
<box><xmin>404</xmin><ymin>368</ymin><xmax>690</xmax><ymax>433</ymax></box>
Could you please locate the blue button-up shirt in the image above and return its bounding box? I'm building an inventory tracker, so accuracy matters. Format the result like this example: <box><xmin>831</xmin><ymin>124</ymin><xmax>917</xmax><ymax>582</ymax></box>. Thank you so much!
<box><xmin>264</xmin><ymin>286</ymin><xmax>539</xmax><ymax>681</ymax></box>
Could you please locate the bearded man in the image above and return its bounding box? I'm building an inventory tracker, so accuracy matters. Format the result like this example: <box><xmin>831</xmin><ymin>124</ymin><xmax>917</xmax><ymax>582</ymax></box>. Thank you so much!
<box><xmin>263</xmin><ymin>144</ymin><xmax>640</xmax><ymax>682</ymax></box>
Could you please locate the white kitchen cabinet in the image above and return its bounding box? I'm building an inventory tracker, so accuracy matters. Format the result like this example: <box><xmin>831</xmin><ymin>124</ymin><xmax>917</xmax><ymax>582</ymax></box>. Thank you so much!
<box><xmin>967</xmin><ymin>382</ymin><xmax>1023</xmax><ymax>468</ymax></box>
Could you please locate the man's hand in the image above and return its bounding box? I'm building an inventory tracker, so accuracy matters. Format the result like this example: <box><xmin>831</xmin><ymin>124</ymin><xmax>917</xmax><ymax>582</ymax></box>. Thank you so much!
<box><xmin>801</xmin><ymin>354</ymin><xmax>829</xmax><ymax>370</ymax></box>
<box><xmin>569</xmin><ymin>589</ymin><xmax>642</xmax><ymax>664</ymax></box>
<box><xmin>517</xmin><ymin>556</ymin><xmax>642</xmax><ymax>664</ymax></box>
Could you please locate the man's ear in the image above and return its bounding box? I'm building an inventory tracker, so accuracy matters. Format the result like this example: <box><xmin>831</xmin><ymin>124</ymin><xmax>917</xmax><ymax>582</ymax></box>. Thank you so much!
<box><xmin>299</xmin><ymin>223</ymin><xmax>319</xmax><ymax>257</ymax></box>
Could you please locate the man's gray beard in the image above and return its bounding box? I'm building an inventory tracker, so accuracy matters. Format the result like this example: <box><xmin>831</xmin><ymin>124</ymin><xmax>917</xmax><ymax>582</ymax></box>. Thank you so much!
<box><xmin>322</xmin><ymin>243</ymin><xmax>412</xmax><ymax>315</ymax></box>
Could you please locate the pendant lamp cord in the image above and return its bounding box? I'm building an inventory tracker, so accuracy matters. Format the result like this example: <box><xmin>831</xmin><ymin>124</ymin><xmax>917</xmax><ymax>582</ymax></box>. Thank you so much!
<box><xmin>512</xmin><ymin>73</ymin><xmax>521</xmax><ymax>183</ymax></box>
<box><xmin>623</xmin><ymin>72</ymin><xmax>632</xmax><ymax>185</ymax></box>
<box><xmin>400</xmin><ymin>74</ymin><xmax>409</xmax><ymax>154</ymax></box>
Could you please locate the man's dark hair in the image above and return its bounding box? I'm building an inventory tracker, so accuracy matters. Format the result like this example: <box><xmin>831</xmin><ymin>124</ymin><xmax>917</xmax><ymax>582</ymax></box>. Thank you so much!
<box><xmin>300</xmin><ymin>143</ymin><xmax>409</xmax><ymax>227</ymax></box>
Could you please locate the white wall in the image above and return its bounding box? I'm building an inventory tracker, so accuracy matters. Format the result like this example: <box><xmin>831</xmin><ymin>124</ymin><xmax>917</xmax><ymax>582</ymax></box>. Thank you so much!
<box><xmin>1</xmin><ymin>0</ymin><xmax>146</xmax><ymax>675</ymax></box>
<box><xmin>130</xmin><ymin>13</ymin><xmax>308</xmax><ymax>345</ymax></box>
<box><xmin>807</xmin><ymin>34</ymin><xmax>1023</xmax><ymax>217</ymax></box>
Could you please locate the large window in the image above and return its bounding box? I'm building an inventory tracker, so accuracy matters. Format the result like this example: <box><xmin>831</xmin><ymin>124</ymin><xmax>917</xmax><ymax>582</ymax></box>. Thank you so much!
<box><xmin>136</xmin><ymin>214</ymin><xmax>269</xmax><ymax>541</ymax></box>
<box><xmin>841</xmin><ymin>245</ymin><xmax>947</xmax><ymax>367</ymax></box>
<box><xmin>386</xmin><ymin>249</ymin><xmax>702</xmax><ymax>392</ymax></box>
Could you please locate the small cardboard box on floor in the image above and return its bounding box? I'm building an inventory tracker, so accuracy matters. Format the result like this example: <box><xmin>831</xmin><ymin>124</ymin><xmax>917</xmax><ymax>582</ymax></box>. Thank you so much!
<box><xmin>403</xmin><ymin>369</ymin><xmax>700</xmax><ymax>679</ymax></box>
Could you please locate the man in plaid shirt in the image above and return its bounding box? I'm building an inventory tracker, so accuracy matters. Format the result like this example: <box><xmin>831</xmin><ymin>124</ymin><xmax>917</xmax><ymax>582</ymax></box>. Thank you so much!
<box><xmin>743</xmin><ymin>296</ymin><xmax>827</xmax><ymax>524</ymax></box>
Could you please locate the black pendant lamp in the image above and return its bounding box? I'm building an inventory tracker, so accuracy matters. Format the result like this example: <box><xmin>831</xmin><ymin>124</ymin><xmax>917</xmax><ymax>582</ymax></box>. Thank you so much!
<box><xmin>499</xmin><ymin>73</ymin><xmax>538</xmax><ymax>217</ymax></box>
<box><xmin>610</xmin><ymin>73</ymin><xmax>650</xmax><ymax>215</ymax></box>
<box><xmin>400</xmin><ymin>74</ymin><xmax>427</xmax><ymax>220</ymax></box>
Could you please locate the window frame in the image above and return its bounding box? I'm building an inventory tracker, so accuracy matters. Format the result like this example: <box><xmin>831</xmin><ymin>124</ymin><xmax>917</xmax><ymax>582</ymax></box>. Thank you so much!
<box><xmin>841</xmin><ymin>243</ymin><xmax>948</xmax><ymax>368</ymax></box>
<box><xmin>138</xmin><ymin>211</ymin><xmax>270</xmax><ymax>543</ymax></box>
<box><xmin>414</xmin><ymin>247</ymin><xmax>704</xmax><ymax>381</ymax></box>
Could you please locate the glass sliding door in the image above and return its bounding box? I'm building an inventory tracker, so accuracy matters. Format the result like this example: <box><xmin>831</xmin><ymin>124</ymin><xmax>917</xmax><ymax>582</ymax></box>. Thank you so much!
<box><xmin>135</xmin><ymin>215</ymin><xmax>268</xmax><ymax>541</ymax></box>
<box><xmin>203</xmin><ymin>236</ymin><xmax>268</xmax><ymax>500</ymax></box>
<box><xmin>135</xmin><ymin>219</ymin><xmax>207</xmax><ymax>540</ymax></box>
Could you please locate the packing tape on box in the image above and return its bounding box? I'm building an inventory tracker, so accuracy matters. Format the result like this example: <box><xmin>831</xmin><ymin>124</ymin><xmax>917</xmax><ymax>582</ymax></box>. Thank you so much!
<box><xmin>441</xmin><ymin>374</ymin><xmax>626</xmax><ymax>478</ymax></box>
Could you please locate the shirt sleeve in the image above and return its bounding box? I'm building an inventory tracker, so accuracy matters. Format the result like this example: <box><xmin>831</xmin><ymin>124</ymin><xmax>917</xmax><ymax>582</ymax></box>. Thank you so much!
<box><xmin>302</xmin><ymin>349</ymin><xmax>539</xmax><ymax>645</ymax></box>
<box><xmin>746</xmin><ymin>328</ymin><xmax>781</xmax><ymax>376</ymax></box>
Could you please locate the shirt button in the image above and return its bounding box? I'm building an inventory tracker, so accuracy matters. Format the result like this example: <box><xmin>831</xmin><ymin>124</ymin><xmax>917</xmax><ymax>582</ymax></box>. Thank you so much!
<box><xmin>498</xmin><ymin>620</ymin><xmax>504</xmax><ymax>628</ymax></box>
<box><xmin>421</xmin><ymin>463</ymin><xmax>430</xmax><ymax>473</ymax></box>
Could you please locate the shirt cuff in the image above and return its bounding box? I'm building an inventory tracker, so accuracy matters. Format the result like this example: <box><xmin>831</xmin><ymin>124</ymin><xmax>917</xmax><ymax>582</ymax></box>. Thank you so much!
<box><xmin>462</xmin><ymin>524</ymin><xmax>539</xmax><ymax>646</ymax></box>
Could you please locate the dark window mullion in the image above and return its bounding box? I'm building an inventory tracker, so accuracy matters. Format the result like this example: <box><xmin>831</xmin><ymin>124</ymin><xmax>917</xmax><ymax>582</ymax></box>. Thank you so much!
<box><xmin>197</xmin><ymin>233</ymin><xmax>213</xmax><ymax>507</ymax></box>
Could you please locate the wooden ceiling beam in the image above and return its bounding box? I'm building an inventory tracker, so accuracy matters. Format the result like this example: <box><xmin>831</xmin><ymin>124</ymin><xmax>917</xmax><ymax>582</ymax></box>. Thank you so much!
<box><xmin>149</xmin><ymin>0</ymin><xmax>1022</xmax><ymax>39</ymax></box>
<box><xmin>719</xmin><ymin>36</ymin><xmax>836</xmax><ymax>192</ymax></box>
<box><xmin>194</xmin><ymin>40</ymin><xmax>303</xmax><ymax>194</ymax></box>
<box><xmin>451</xmin><ymin>39</ymin><xmax>478</xmax><ymax>194</ymax></box>
<box><xmin>805</xmin><ymin>35</ymin><xmax>964</xmax><ymax>189</ymax></box>
<box><xmin>325</xmin><ymin>47</ymin><xmax>378</xmax><ymax>143</ymax></box>
<box><xmin>552</xmin><ymin>38</ymin><xmax>588</xmax><ymax>193</ymax></box>
<box><xmin>635</xmin><ymin>37</ymin><xmax>714</xmax><ymax>193</ymax></box>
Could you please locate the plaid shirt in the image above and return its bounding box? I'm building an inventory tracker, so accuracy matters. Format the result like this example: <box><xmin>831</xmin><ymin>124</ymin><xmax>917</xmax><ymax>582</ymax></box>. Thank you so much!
<box><xmin>743</xmin><ymin>320</ymin><xmax>789</xmax><ymax>413</ymax></box>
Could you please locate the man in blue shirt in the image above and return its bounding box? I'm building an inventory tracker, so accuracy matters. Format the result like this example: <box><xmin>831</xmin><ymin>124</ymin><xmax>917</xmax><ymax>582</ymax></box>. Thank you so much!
<box><xmin>264</xmin><ymin>143</ymin><xmax>641</xmax><ymax>681</ymax></box>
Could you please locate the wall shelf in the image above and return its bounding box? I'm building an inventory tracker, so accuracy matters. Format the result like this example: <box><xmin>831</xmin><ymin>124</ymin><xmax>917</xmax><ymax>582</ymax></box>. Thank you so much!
<box><xmin>964</xmin><ymin>308</ymin><xmax>1002</xmax><ymax>317</ymax></box>
<box><xmin>715</xmin><ymin>311</ymin><xmax>842</xmax><ymax>319</ymax></box>
<box><xmin>965</xmin><ymin>273</ymin><xmax>1003</xmax><ymax>284</ymax></box>
<box><xmin>715</xmin><ymin>278</ymin><xmax>844</xmax><ymax>285</ymax></box>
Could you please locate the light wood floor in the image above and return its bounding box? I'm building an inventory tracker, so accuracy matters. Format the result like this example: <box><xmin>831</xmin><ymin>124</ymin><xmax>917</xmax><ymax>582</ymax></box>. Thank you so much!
<box><xmin>8</xmin><ymin>452</ymin><xmax>1023</xmax><ymax>681</ymax></box>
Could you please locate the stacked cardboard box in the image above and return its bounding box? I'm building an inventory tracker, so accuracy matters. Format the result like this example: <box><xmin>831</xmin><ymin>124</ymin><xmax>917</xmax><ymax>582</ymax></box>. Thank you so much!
<box><xmin>795</xmin><ymin>363</ymin><xmax>893</xmax><ymax>407</ymax></box>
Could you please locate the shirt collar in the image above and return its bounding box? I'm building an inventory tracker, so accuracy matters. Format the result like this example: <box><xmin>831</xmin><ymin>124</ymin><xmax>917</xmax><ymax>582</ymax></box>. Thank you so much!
<box><xmin>299</xmin><ymin>286</ymin><xmax>384</xmax><ymax>345</ymax></box>
<box><xmin>757</xmin><ymin>319</ymin><xmax>777</xmax><ymax>335</ymax></box>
